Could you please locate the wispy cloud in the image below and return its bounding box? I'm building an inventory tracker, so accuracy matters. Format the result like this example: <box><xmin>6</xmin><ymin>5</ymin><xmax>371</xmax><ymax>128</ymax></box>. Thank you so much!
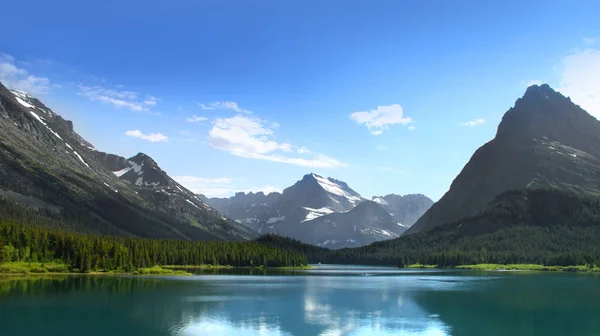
<box><xmin>199</xmin><ymin>101</ymin><xmax>251</xmax><ymax>114</ymax></box>
<box><xmin>172</xmin><ymin>175</ymin><xmax>281</xmax><ymax>197</ymax></box>
<box><xmin>186</xmin><ymin>115</ymin><xmax>208</xmax><ymax>123</ymax></box>
<box><xmin>557</xmin><ymin>48</ymin><xmax>600</xmax><ymax>119</ymax></box>
<box><xmin>461</xmin><ymin>118</ymin><xmax>485</xmax><ymax>127</ymax></box>
<box><xmin>78</xmin><ymin>85</ymin><xmax>158</xmax><ymax>112</ymax></box>
<box><xmin>208</xmin><ymin>114</ymin><xmax>346</xmax><ymax>168</ymax></box>
<box><xmin>583</xmin><ymin>37</ymin><xmax>597</xmax><ymax>45</ymax></box>
<box><xmin>350</xmin><ymin>104</ymin><xmax>413</xmax><ymax>135</ymax></box>
<box><xmin>408</xmin><ymin>126</ymin><xmax>416</xmax><ymax>131</ymax></box>
<box><xmin>124</xmin><ymin>130</ymin><xmax>168</xmax><ymax>142</ymax></box>
<box><xmin>0</xmin><ymin>53</ymin><xmax>53</xmax><ymax>95</ymax></box>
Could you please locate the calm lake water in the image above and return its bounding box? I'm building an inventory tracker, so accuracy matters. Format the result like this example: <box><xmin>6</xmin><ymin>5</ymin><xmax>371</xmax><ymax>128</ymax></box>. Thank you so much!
<box><xmin>1</xmin><ymin>265</ymin><xmax>599</xmax><ymax>336</ymax></box>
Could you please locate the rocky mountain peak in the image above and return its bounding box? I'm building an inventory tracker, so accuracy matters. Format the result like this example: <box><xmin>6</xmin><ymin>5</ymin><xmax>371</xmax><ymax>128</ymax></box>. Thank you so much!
<box><xmin>496</xmin><ymin>84</ymin><xmax>598</xmax><ymax>144</ymax></box>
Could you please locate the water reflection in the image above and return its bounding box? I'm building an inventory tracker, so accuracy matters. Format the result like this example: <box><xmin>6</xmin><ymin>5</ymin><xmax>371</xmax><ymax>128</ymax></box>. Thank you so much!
<box><xmin>1</xmin><ymin>269</ymin><xmax>599</xmax><ymax>336</ymax></box>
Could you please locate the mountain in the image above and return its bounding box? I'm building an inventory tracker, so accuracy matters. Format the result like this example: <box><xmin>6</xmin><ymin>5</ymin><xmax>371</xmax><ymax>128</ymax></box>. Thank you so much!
<box><xmin>293</xmin><ymin>200</ymin><xmax>406</xmax><ymax>248</ymax></box>
<box><xmin>371</xmin><ymin>194</ymin><xmax>433</xmax><ymax>227</ymax></box>
<box><xmin>0</xmin><ymin>82</ymin><xmax>255</xmax><ymax>241</ymax></box>
<box><xmin>405</xmin><ymin>84</ymin><xmax>600</xmax><ymax>235</ymax></box>
<box><xmin>206</xmin><ymin>173</ymin><xmax>426</xmax><ymax>248</ymax></box>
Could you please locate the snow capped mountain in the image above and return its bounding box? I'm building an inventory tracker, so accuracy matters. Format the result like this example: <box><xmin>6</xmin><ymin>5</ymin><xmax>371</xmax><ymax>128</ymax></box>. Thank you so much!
<box><xmin>205</xmin><ymin>173</ymin><xmax>431</xmax><ymax>248</ymax></box>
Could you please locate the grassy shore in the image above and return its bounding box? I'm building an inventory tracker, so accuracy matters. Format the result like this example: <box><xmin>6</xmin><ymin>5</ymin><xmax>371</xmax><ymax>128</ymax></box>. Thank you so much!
<box><xmin>404</xmin><ymin>264</ymin><xmax>438</xmax><ymax>269</ymax></box>
<box><xmin>455</xmin><ymin>263</ymin><xmax>600</xmax><ymax>273</ymax></box>
<box><xmin>0</xmin><ymin>262</ymin><xmax>192</xmax><ymax>276</ymax></box>
<box><xmin>0</xmin><ymin>262</ymin><xmax>310</xmax><ymax>276</ymax></box>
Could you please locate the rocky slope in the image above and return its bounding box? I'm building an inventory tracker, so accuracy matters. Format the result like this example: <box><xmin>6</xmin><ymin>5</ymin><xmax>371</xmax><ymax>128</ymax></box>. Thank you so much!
<box><xmin>405</xmin><ymin>84</ymin><xmax>600</xmax><ymax>235</ymax></box>
<box><xmin>371</xmin><ymin>194</ymin><xmax>433</xmax><ymax>227</ymax></box>
<box><xmin>0</xmin><ymin>81</ymin><xmax>255</xmax><ymax>241</ymax></box>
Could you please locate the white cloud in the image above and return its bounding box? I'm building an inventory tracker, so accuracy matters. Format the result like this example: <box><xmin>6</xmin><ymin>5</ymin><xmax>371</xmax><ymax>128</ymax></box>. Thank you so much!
<box><xmin>124</xmin><ymin>130</ymin><xmax>168</xmax><ymax>142</ymax></box>
<box><xmin>208</xmin><ymin>115</ymin><xmax>346</xmax><ymax>168</ymax></box>
<box><xmin>297</xmin><ymin>147</ymin><xmax>311</xmax><ymax>154</ymax></box>
<box><xmin>350</xmin><ymin>104</ymin><xmax>413</xmax><ymax>135</ymax></box>
<box><xmin>186</xmin><ymin>115</ymin><xmax>208</xmax><ymax>123</ymax></box>
<box><xmin>557</xmin><ymin>48</ymin><xmax>600</xmax><ymax>119</ymax></box>
<box><xmin>199</xmin><ymin>101</ymin><xmax>251</xmax><ymax>114</ymax></box>
<box><xmin>78</xmin><ymin>85</ymin><xmax>158</xmax><ymax>112</ymax></box>
<box><xmin>408</xmin><ymin>126</ymin><xmax>416</xmax><ymax>131</ymax></box>
<box><xmin>461</xmin><ymin>118</ymin><xmax>485</xmax><ymax>127</ymax></box>
<box><xmin>0</xmin><ymin>53</ymin><xmax>53</xmax><ymax>95</ymax></box>
<box><xmin>583</xmin><ymin>37</ymin><xmax>596</xmax><ymax>45</ymax></box>
<box><xmin>173</xmin><ymin>175</ymin><xmax>281</xmax><ymax>197</ymax></box>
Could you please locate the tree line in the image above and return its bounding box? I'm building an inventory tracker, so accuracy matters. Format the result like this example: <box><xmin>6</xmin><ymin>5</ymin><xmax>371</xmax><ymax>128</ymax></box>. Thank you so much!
<box><xmin>0</xmin><ymin>220</ymin><xmax>307</xmax><ymax>272</ymax></box>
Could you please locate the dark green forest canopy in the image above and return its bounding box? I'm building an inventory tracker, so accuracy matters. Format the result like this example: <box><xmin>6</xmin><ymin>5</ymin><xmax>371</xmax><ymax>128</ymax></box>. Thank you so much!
<box><xmin>2</xmin><ymin>187</ymin><xmax>600</xmax><ymax>269</ymax></box>
<box><xmin>0</xmin><ymin>198</ymin><xmax>307</xmax><ymax>271</ymax></box>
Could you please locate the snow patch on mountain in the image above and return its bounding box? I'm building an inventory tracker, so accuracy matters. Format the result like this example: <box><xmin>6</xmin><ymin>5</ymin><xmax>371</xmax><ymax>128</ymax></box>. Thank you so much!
<box><xmin>113</xmin><ymin>167</ymin><xmax>132</xmax><ymax>177</ymax></box>
<box><xmin>312</xmin><ymin>173</ymin><xmax>362</xmax><ymax>205</ymax></box>
<box><xmin>302</xmin><ymin>206</ymin><xmax>335</xmax><ymax>222</ymax></box>
<box><xmin>373</xmin><ymin>197</ymin><xmax>388</xmax><ymax>205</ymax></box>
<box><xmin>73</xmin><ymin>151</ymin><xmax>90</xmax><ymax>169</ymax></box>
<box><xmin>15</xmin><ymin>96</ymin><xmax>34</xmax><ymax>109</ymax></box>
<box><xmin>129</xmin><ymin>161</ymin><xmax>143</xmax><ymax>174</ymax></box>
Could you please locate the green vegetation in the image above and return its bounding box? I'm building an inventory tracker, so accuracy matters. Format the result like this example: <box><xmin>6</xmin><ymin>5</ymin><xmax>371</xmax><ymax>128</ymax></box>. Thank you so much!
<box><xmin>0</xmin><ymin>261</ymin><xmax>70</xmax><ymax>274</ymax></box>
<box><xmin>137</xmin><ymin>266</ymin><xmax>191</xmax><ymax>276</ymax></box>
<box><xmin>456</xmin><ymin>264</ymin><xmax>600</xmax><ymax>273</ymax></box>
<box><xmin>0</xmin><ymin>219</ymin><xmax>307</xmax><ymax>275</ymax></box>
<box><xmin>404</xmin><ymin>264</ymin><xmax>437</xmax><ymax>269</ymax></box>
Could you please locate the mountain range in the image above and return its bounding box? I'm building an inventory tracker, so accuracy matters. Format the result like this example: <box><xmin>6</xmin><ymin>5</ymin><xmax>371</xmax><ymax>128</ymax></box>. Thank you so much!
<box><xmin>0</xmin><ymin>80</ymin><xmax>433</xmax><ymax>248</ymax></box>
<box><xmin>0</xmin><ymin>81</ymin><xmax>255</xmax><ymax>241</ymax></box>
<box><xmin>204</xmin><ymin>173</ymin><xmax>433</xmax><ymax>248</ymax></box>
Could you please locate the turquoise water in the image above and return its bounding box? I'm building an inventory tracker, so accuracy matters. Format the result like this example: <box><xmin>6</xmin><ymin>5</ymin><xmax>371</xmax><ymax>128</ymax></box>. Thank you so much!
<box><xmin>1</xmin><ymin>265</ymin><xmax>599</xmax><ymax>335</ymax></box>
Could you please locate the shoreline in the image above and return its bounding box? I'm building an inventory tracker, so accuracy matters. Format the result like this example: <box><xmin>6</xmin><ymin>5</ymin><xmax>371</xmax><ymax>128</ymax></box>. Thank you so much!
<box><xmin>403</xmin><ymin>263</ymin><xmax>600</xmax><ymax>273</ymax></box>
<box><xmin>0</xmin><ymin>262</ymin><xmax>312</xmax><ymax>278</ymax></box>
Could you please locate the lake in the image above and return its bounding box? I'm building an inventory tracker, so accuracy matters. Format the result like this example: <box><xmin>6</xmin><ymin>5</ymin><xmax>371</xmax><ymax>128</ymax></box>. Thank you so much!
<box><xmin>1</xmin><ymin>265</ymin><xmax>599</xmax><ymax>336</ymax></box>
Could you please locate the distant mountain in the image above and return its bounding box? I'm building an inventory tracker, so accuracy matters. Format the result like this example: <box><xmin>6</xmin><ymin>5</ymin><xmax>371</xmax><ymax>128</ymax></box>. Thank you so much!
<box><xmin>206</xmin><ymin>173</ymin><xmax>428</xmax><ymax>248</ymax></box>
<box><xmin>0</xmin><ymin>81</ymin><xmax>255</xmax><ymax>241</ymax></box>
<box><xmin>371</xmin><ymin>194</ymin><xmax>433</xmax><ymax>227</ymax></box>
<box><xmin>293</xmin><ymin>200</ymin><xmax>406</xmax><ymax>248</ymax></box>
<box><xmin>406</xmin><ymin>84</ymin><xmax>600</xmax><ymax>235</ymax></box>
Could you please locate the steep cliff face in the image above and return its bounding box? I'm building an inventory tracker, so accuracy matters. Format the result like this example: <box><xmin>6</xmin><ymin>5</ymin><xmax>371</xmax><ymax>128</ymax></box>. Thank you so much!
<box><xmin>406</xmin><ymin>84</ymin><xmax>600</xmax><ymax>235</ymax></box>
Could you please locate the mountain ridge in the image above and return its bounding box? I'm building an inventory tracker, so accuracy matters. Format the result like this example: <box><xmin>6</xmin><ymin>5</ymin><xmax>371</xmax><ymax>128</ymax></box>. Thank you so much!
<box><xmin>0</xmin><ymin>81</ymin><xmax>255</xmax><ymax>241</ymax></box>
<box><xmin>405</xmin><ymin>84</ymin><xmax>600</xmax><ymax>235</ymax></box>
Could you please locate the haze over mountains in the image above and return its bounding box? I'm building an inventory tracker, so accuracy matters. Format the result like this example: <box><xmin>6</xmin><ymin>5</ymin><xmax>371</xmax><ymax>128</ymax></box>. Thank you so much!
<box><xmin>204</xmin><ymin>173</ymin><xmax>432</xmax><ymax>248</ymax></box>
<box><xmin>0</xmin><ymin>81</ymin><xmax>255</xmax><ymax>241</ymax></box>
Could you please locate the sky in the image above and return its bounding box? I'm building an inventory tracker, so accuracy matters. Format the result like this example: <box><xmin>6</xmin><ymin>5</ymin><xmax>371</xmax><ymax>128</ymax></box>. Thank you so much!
<box><xmin>1</xmin><ymin>0</ymin><xmax>599</xmax><ymax>200</ymax></box>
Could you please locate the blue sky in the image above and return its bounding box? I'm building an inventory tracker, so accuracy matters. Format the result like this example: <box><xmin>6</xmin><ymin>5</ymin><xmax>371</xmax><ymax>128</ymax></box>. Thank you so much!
<box><xmin>1</xmin><ymin>0</ymin><xmax>599</xmax><ymax>200</ymax></box>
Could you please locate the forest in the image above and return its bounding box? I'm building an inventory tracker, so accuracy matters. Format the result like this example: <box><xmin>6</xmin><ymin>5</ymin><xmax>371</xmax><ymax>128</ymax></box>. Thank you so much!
<box><xmin>2</xmin><ymin>187</ymin><xmax>600</xmax><ymax>272</ymax></box>
<box><xmin>0</xmin><ymin>220</ymin><xmax>307</xmax><ymax>273</ymax></box>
